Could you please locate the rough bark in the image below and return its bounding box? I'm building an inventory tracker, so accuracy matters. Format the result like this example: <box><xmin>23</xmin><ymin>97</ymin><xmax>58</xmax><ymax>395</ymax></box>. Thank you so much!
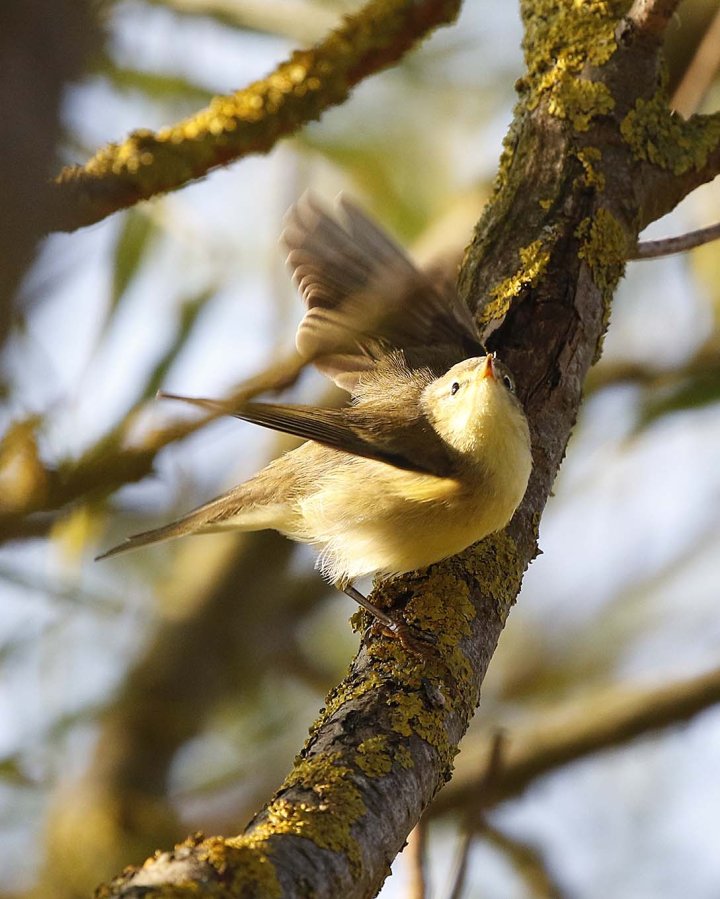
<box><xmin>94</xmin><ymin>1</ymin><xmax>720</xmax><ymax>897</ymax></box>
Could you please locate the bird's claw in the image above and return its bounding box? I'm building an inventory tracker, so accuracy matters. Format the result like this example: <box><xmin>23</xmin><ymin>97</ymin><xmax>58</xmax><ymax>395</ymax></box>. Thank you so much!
<box><xmin>379</xmin><ymin>616</ymin><xmax>438</xmax><ymax>657</ymax></box>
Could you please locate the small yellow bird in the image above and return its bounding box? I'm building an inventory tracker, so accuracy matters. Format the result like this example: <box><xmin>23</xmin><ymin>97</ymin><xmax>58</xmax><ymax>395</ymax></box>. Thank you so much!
<box><xmin>98</xmin><ymin>196</ymin><xmax>532</xmax><ymax>634</ymax></box>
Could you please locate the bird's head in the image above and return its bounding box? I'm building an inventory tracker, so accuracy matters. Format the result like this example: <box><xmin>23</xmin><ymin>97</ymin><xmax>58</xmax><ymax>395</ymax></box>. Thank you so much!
<box><xmin>421</xmin><ymin>353</ymin><xmax>529</xmax><ymax>457</ymax></box>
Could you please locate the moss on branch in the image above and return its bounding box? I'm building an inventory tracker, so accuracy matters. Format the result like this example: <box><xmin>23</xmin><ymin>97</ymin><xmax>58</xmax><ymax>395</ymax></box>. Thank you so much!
<box><xmin>49</xmin><ymin>0</ymin><xmax>461</xmax><ymax>232</ymax></box>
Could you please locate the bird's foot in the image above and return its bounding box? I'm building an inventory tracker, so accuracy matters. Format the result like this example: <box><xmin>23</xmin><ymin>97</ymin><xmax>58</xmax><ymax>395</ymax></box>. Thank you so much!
<box><xmin>378</xmin><ymin>617</ymin><xmax>438</xmax><ymax>657</ymax></box>
<box><xmin>342</xmin><ymin>584</ymin><xmax>437</xmax><ymax>657</ymax></box>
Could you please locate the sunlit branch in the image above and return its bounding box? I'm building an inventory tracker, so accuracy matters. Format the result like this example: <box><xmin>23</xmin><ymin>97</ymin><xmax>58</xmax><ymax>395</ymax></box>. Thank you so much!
<box><xmin>479</xmin><ymin>822</ymin><xmax>564</xmax><ymax>899</ymax></box>
<box><xmin>48</xmin><ymin>0</ymin><xmax>461</xmax><ymax>233</ymax></box>
<box><xmin>671</xmin><ymin>5</ymin><xmax>720</xmax><ymax>117</ymax></box>
<box><xmin>86</xmin><ymin>0</ymin><xmax>720</xmax><ymax>892</ymax></box>
<box><xmin>406</xmin><ymin>821</ymin><xmax>429</xmax><ymax>899</ymax></box>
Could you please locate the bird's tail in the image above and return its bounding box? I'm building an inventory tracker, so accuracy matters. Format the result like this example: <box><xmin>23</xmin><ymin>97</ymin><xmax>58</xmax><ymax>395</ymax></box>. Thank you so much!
<box><xmin>95</xmin><ymin>487</ymin><xmax>274</xmax><ymax>561</ymax></box>
<box><xmin>95</xmin><ymin>512</ymin><xmax>206</xmax><ymax>560</ymax></box>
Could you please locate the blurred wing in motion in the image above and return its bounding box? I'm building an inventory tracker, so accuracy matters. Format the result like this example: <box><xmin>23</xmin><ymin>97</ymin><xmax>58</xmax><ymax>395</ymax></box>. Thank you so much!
<box><xmin>282</xmin><ymin>194</ymin><xmax>484</xmax><ymax>391</ymax></box>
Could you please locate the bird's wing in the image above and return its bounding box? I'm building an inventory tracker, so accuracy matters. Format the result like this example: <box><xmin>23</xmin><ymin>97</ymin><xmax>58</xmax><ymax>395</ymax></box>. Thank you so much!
<box><xmin>158</xmin><ymin>392</ymin><xmax>457</xmax><ymax>477</ymax></box>
<box><xmin>281</xmin><ymin>194</ymin><xmax>484</xmax><ymax>391</ymax></box>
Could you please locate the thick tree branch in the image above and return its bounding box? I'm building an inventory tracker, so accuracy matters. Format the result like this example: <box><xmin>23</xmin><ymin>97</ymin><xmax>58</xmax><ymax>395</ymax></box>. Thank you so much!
<box><xmin>48</xmin><ymin>0</ymin><xmax>461</xmax><ymax>233</ymax></box>
<box><xmin>95</xmin><ymin>0</ymin><xmax>720</xmax><ymax>895</ymax></box>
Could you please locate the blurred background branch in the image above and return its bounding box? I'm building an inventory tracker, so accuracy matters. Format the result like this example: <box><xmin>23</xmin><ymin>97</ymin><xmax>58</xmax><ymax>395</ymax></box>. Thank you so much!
<box><xmin>431</xmin><ymin>665</ymin><xmax>720</xmax><ymax>817</ymax></box>
<box><xmin>49</xmin><ymin>0</ymin><xmax>462</xmax><ymax>232</ymax></box>
<box><xmin>149</xmin><ymin>0</ymin><xmax>339</xmax><ymax>43</ymax></box>
<box><xmin>0</xmin><ymin>0</ymin><xmax>97</xmax><ymax>349</ymax></box>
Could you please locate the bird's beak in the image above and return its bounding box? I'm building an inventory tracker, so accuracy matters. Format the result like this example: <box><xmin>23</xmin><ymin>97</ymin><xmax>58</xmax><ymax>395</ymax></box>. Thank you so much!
<box><xmin>480</xmin><ymin>353</ymin><xmax>496</xmax><ymax>380</ymax></box>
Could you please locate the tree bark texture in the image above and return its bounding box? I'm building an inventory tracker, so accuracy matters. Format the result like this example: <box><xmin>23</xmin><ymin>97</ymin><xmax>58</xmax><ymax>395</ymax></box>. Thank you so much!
<box><xmin>96</xmin><ymin>2</ymin><xmax>720</xmax><ymax>897</ymax></box>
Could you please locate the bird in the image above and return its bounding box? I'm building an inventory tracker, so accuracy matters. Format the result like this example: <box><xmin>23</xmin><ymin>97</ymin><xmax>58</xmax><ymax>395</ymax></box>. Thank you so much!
<box><xmin>97</xmin><ymin>195</ymin><xmax>532</xmax><ymax>636</ymax></box>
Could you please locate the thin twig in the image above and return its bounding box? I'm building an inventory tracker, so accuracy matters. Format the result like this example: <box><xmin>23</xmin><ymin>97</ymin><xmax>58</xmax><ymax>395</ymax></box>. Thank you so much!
<box><xmin>445</xmin><ymin>732</ymin><xmax>506</xmax><ymax>899</ymax></box>
<box><xmin>0</xmin><ymin>352</ymin><xmax>309</xmax><ymax>546</ymax></box>
<box><xmin>155</xmin><ymin>0</ymin><xmax>336</xmax><ymax>44</ymax></box>
<box><xmin>480</xmin><ymin>821</ymin><xmax>565</xmax><ymax>899</ymax></box>
<box><xmin>671</xmin><ymin>5</ymin><xmax>720</xmax><ymax>117</ymax></box>
<box><xmin>406</xmin><ymin>820</ymin><xmax>429</xmax><ymax>899</ymax></box>
<box><xmin>446</xmin><ymin>831</ymin><xmax>474</xmax><ymax>899</ymax></box>
<box><xmin>631</xmin><ymin>220</ymin><xmax>720</xmax><ymax>258</ymax></box>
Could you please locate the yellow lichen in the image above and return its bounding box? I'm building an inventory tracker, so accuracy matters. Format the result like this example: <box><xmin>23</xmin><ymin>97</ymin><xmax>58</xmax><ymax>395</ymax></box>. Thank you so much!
<box><xmin>576</xmin><ymin>207</ymin><xmax>629</xmax><ymax>358</ymax></box>
<box><xmin>521</xmin><ymin>0</ymin><xmax>623</xmax><ymax>131</ymax></box>
<box><xmin>395</xmin><ymin>744</ymin><xmax>414</xmax><ymax>769</ymax></box>
<box><xmin>355</xmin><ymin>736</ymin><xmax>393</xmax><ymax>777</ymax></box>
<box><xmin>576</xmin><ymin>207</ymin><xmax>627</xmax><ymax>299</ymax></box>
<box><xmin>319</xmin><ymin>666</ymin><xmax>383</xmax><ymax>725</ymax></box>
<box><xmin>199</xmin><ymin>839</ymin><xmax>282</xmax><ymax>899</ymax></box>
<box><xmin>233</xmin><ymin>751</ymin><xmax>365</xmax><ymax>875</ymax></box>
<box><xmin>575</xmin><ymin>145</ymin><xmax>605</xmax><ymax>189</ymax></box>
<box><xmin>543</xmin><ymin>71</ymin><xmax>614</xmax><ymax>131</ymax></box>
<box><xmin>471</xmin><ymin>531</ymin><xmax>526</xmax><ymax>624</ymax></box>
<box><xmin>402</xmin><ymin>570</ymin><xmax>475</xmax><ymax>690</ymax></box>
<box><xmin>621</xmin><ymin>95</ymin><xmax>720</xmax><ymax>174</ymax></box>
<box><xmin>479</xmin><ymin>239</ymin><xmax>551</xmax><ymax>328</ymax></box>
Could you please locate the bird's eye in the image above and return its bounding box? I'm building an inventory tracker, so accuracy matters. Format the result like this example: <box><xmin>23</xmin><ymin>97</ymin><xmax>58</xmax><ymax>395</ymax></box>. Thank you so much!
<box><xmin>503</xmin><ymin>374</ymin><xmax>515</xmax><ymax>393</ymax></box>
<box><xmin>450</xmin><ymin>381</ymin><xmax>460</xmax><ymax>396</ymax></box>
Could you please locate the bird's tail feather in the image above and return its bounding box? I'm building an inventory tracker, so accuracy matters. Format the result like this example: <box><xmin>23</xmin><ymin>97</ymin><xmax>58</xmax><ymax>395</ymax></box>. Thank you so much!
<box><xmin>95</xmin><ymin>516</ymin><xmax>202</xmax><ymax>560</ymax></box>
<box><xmin>95</xmin><ymin>489</ymin><xmax>264</xmax><ymax>561</ymax></box>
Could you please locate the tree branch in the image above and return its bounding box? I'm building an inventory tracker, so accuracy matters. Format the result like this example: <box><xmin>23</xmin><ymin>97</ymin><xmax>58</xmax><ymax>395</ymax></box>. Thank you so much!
<box><xmin>48</xmin><ymin>0</ymin><xmax>461</xmax><ymax>233</ymax></box>
<box><xmin>625</xmin><ymin>0</ymin><xmax>682</xmax><ymax>39</ymax></box>
<box><xmin>478</xmin><ymin>822</ymin><xmax>565</xmax><ymax>899</ymax></box>
<box><xmin>0</xmin><ymin>352</ymin><xmax>306</xmax><ymax>547</ymax></box>
<box><xmin>631</xmin><ymin>220</ymin><xmax>720</xmax><ymax>257</ymax></box>
<box><xmin>431</xmin><ymin>665</ymin><xmax>720</xmax><ymax>817</ymax></box>
<box><xmin>626</xmin><ymin>108</ymin><xmax>720</xmax><ymax>228</ymax></box>
<box><xmin>406</xmin><ymin>821</ymin><xmax>429</xmax><ymax>899</ymax></box>
<box><xmin>153</xmin><ymin>0</ymin><xmax>337</xmax><ymax>44</ymax></box>
<box><xmin>671</xmin><ymin>4</ymin><xmax>720</xmax><ymax>117</ymax></box>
